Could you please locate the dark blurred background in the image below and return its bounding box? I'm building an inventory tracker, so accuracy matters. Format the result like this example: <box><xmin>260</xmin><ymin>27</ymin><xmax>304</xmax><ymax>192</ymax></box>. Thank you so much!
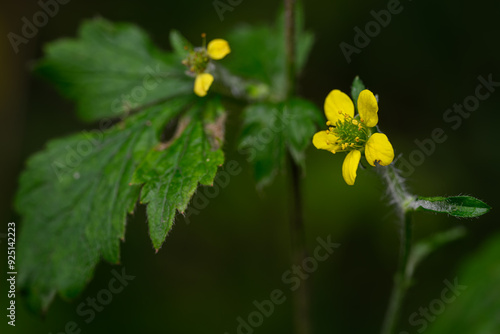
<box><xmin>1</xmin><ymin>0</ymin><xmax>499</xmax><ymax>333</ymax></box>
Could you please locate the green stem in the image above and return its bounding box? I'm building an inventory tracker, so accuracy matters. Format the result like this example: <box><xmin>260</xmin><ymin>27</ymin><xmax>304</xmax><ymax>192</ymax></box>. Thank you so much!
<box><xmin>378</xmin><ymin>164</ymin><xmax>415</xmax><ymax>334</ymax></box>
<box><xmin>284</xmin><ymin>1</ymin><xmax>311</xmax><ymax>334</ymax></box>
<box><xmin>288</xmin><ymin>154</ymin><xmax>311</xmax><ymax>334</ymax></box>
<box><xmin>285</xmin><ymin>0</ymin><xmax>296</xmax><ymax>97</ymax></box>
<box><xmin>381</xmin><ymin>210</ymin><xmax>413</xmax><ymax>334</ymax></box>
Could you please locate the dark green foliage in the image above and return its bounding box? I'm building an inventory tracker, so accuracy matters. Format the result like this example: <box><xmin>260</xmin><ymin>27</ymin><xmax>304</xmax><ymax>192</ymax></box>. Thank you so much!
<box><xmin>16</xmin><ymin>99</ymin><xmax>190</xmax><ymax>310</ymax></box>
<box><xmin>239</xmin><ymin>98</ymin><xmax>322</xmax><ymax>188</ymax></box>
<box><xmin>16</xmin><ymin>19</ymin><xmax>231</xmax><ymax>311</ymax></box>
<box><xmin>36</xmin><ymin>18</ymin><xmax>192</xmax><ymax>122</ymax></box>
<box><xmin>223</xmin><ymin>6</ymin><xmax>314</xmax><ymax>101</ymax></box>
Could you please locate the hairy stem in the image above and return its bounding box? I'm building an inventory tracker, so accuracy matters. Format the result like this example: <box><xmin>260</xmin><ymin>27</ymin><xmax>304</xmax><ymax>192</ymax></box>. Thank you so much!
<box><xmin>378</xmin><ymin>164</ymin><xmax>415</xmax><ymax>334</ymax></box>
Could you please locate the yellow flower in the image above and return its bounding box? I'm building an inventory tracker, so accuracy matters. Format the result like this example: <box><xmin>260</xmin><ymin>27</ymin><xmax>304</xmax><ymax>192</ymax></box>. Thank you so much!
<box><xmin>183</xmin><ymin>35</ymin><xmax>231</xmax><ymax>97</ymax></box>
<box><xmin>313</xmin><ymin>89</ymin><xmax>394</xmax><ymax>185</ymax></box>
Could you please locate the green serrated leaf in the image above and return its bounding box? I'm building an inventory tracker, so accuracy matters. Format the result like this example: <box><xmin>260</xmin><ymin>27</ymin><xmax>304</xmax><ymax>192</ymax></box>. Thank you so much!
<box><xmin>425</xmin><ymin>232</ymin><xmax>500</xmax><ymax>334</ymax></box>
<box><xmin>131</xmin><ymin>103</ymin><xmax>224</xmax><ymax>249</ymax></box>
<box><xmin>415</xmin><ymin>196</ymin><xmax>491</xmax><ymax>218</ymax></box>
<box><xmin>169</xmin><ymin>29</ymin><xmax>193</xmax><ymax>58</ymax></box>
<box><xmin>351</xmin><ymin>76</ymin><xmax>365</xmax><ymax>107</ymax></box>
<box><xmin>15</xmin><ymin>99</ymin><xmax>189</xmax><ymax>311</ymax></box>
<box><xmin>239</xmin><ymin>98</ymin><xmax>321</xmax><ymax>188</ymax></box>
<box><xmin>36</xmin><ymin>18</ymin><xmax>192</xmax><ymax>122</ymax></box>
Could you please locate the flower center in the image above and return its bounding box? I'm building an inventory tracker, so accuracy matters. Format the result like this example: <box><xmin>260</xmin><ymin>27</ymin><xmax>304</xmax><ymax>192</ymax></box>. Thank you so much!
<box><xmin>182</xmin><ymin>47</ymin><xmax>210</xmax><ymax>75</ymax></box>
<box><xmin>327</xmin><ymin>112</ymin><xmax>369</xmax><ymax>151</ymax></box>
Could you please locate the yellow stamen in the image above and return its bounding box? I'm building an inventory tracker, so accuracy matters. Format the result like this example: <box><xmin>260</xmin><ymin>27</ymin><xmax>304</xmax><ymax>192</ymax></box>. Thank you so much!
<box><xmin>326</xmin><ymin>121</ymin><xmax>332</xmax><ymax>126</ymax></box>
<box><xmin>355</xmin><ymin>137</ymin><xmax>360</xmax><ymax>142</ymax></box>
<box><xmin>352</xmin><ymin>119</ymin><xmax>359</xmax><ymax>125</ymax></box>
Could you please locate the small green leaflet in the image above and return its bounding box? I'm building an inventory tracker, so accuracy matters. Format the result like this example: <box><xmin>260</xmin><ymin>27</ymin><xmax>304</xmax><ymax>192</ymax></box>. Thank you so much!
<box><xmin>36</xmin><ymin>18</ymin><xmax>192</xmax><ymax>122</ymax></box>
<box><xmin>414</xmin><ymin>196</ymin><xmax>491</xmax><ymax>218</ymax></box>
<box><xmin>239</xmin><ymin>98</ymin><xmax>322</xmax><ymax>189</ymax></box>
<box><xmin>351</xmin><ymin>76</ymin><xmax>366</xmax><ymax>107</ymax></box>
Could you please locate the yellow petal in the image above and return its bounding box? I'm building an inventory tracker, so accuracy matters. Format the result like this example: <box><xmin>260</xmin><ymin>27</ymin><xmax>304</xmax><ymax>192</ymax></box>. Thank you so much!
<box><xmin>342</xmin><ymin>150</ymin><xmax>361</xmax><ymax>186</ymax></box>
<box><xmin>312</xmin><ymin>131</ymin><xmax>341</xmax><ymax>152</ymax></box>
<box><xmin>324</xmin><ymin>90</ymin><xmax>354</xmax><ymax>124</ymax></box>
<box><xmin>194</xmin><ymin>73</ymin><xmax>214</xmax><ymax>97</ymax></box>
<box><xmin>365</xmin><ymin>133</ymin><xmax>394</xmax><ymax>166</ymax></box>
<box><xmin>207</xmin><ymin>39</ymin><xmax>231</xmax><ymax>60</ymax></box>
<box><xmin>357</xmin><ymin>89</ymin><xmax>378</xmax><ymax>127</ymax></box>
